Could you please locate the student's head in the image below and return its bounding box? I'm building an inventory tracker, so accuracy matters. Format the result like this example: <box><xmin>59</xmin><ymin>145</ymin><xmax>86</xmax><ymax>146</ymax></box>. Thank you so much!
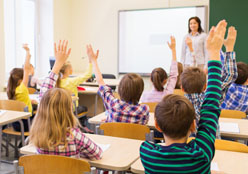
<box><xmin>118</xmin><ymin>73</ymin><xmax>144</xmax><ymax>104</ymax></box>
<box><xmin>180</xmin><ymin>67</ymin><xmax>206</xmax><ymax>94</ymax></box>
<box><xmin>175</xmin><ymin>62</ymin><xmax>183</xmax><ymax>89</ymax></box>
<box><xmin>56</xmin><ymin>61</ymin><xmax>73</xmax><ymax>87</ymax></box>
<box><xmin>7</xmin><ymin>68</ymin><xmax>24</xmax><ymax>99</ymax></box>
<box><xmin>30</xmin><ymin>88</ymin><xmax>79</xmax><ymax>149</ymax></box>
<box><xmin>188</xmin><ymin>16</ymin><xmax>204</xmax><ymax>34</ymax></box>
<box><xmin>151</xmin><ymin>68</ymin><xmax>168</xmax><ymax>91</ymax></box>
<box><xmin>155</xmin><ymin>94</ymin><xmax>196</xmax><ymax>139</ymax></box>
<box><xmin>235</xmin><ymin>62</ymin><xmax>248</xmax><ymax>85</ymax></box>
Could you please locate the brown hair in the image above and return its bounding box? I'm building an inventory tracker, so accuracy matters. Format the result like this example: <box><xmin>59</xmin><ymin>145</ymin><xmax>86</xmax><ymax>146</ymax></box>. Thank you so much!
<box><xmin>155</xmin><ymin>94</ymin><xmax>195</xmax><ymax>139</ymax></box>
<box><xmin>188</xmin><ymin>16</ymin><xmax>204</xmax><ymax>34</ymax></box>
<box><xmin>118</xmin><ymin>73</ymin><xmax>144</xmax><ymax>104</ymax></box>
<box><xmin>180</xmin><ymin>67</ymin><xmax>206</xmax><ymax>94</ymax></box>
<box><xmin>56</xmin><ymin>61</ymin><xmax>72</xmax><ymax>87</ymax></box>
<box><xmin>7</xmin><ymin>68</ymin><xmax>24</xmax><ymax>99</ymax></box>
<box><xmin>151</xmin><ymin>68</ymin><xmax>168</xmax><ymax>91</ymax></box>
<box><xmin>235</xmin><ymin>62</ymin><xmax>248</xmax><ymax>85</ymax></box>
<box><xmin>30</xmin><ymin>88</ymin><xmax>79</xmax><ymax>149</ymax></box>
<box><xmin>175</xmin><ymin>62</ymin><xmax>183</xmax><ymax>89</ymax></box>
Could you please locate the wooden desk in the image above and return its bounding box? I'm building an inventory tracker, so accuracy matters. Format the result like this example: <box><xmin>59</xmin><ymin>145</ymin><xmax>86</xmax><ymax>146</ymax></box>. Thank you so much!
<box><xmin>89</xmin><ymin>112</ymin><xmax>248</xmax><ymax>140</ymax></box>
<box><xmin>20</xmin><ymin>134</ymin><xmax>143</xmax><ymax>171</ymax></box>
<box><xmin>131</xmin><ymin>150</ymin><xmax>248</xmax><ymax>174</ymax></box>
<box><xmin>0</xmin><ymin>110</ymin><xmax>31</xmax><ymax>162</ymax></box>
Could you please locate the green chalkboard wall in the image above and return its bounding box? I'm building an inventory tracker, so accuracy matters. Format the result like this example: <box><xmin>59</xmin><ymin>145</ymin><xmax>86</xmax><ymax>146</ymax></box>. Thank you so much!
<box><xmin>210</xmin><ymin>0</ymin><xmax>248</xmax><ymax>63</ymax></box>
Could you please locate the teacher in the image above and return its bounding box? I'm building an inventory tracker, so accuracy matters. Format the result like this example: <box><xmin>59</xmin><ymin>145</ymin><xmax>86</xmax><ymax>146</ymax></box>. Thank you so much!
<box><xmin>181</xmin><ymin>16</ymin><xmax>208</xmax><ymax>70</ymax></box>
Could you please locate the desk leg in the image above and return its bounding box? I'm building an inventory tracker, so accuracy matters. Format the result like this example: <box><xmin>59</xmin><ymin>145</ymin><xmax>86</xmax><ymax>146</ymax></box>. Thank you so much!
<box><xmin>94</xmin><ymin>94</ymin><xmax>98</xmax><ymax>116</ymax></box>
<box><xmin>0</xmin><ymin>126</ymin><xmax>2</xmax><ymax>164</ymax></box>
<box><xmin>18</xmin><ymin>120</ymin><xmax>25</xmax><ymax>146</ymax></box>
<box><xmin>27</xmin><ymin>118</ymin><xmax>31</xmax><ymax>131</ymax></box>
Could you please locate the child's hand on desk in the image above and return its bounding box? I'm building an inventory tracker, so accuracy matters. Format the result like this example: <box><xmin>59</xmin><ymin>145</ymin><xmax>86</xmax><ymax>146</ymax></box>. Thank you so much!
<box><xmin>31</xmin><ymin>100</ymin><xmax>38</xmax><ymax>105</ymax></box>
<box><xmin>101</xmin><ymin>118</ymin><xmax>106</xmax><ymax>122</ymax></box>
<box><xmin>224</xmin><ymin>26</ymin><xmax>237</xmax><ymax>52</ymax></box>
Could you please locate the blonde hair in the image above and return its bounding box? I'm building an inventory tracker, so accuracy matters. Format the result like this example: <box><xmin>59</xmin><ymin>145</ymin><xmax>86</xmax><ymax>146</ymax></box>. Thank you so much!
<box><xmin>29</xmin><ymin>88</ymin><xmax>79</xmax><ymax>149</ymax></box>
<box><xmin>56</xmin><ymin>61</ymin><xmax>72</xmax><ymax>87</ymax></box>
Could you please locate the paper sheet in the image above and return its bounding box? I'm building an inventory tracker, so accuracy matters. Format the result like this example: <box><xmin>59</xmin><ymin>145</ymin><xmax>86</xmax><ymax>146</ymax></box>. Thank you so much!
<box><xmin>0</xmin><ymin>110</ymin><xmax>6</xmax><ymax>115</ymax></box>
<box><xmin>96</xmin><ymin>143</ymin><xmax>110</xmax><ymax>152</ymax></box>
<box><xmin>219</xmin><ymin>122</ymin><xmax>240</xmax><ymax>133</ymax></box>
<box><xmin>211</xmin><ymin>162</ymin><xmax>219</xmax><ymax>171</ymax></box>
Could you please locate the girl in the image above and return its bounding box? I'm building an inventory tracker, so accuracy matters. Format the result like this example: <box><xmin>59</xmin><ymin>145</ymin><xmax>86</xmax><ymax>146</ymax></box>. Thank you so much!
<box><xmin>140</xmin><ymin>36</ymin><xmax>178</xmax><ymax>103</ymax></box>
<box><xmin>7</xmin><ymin>44</ymin><xmax>34</xmax><ymax>131</ymax></box>
<box><xmin>29</xmin><ymin>40</ymin><xmax>102</xmax><ymax>160</ymax></box>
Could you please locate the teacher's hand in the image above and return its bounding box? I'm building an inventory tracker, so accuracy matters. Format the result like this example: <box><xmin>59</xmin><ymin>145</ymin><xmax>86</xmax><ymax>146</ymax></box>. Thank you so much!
<box><xmin>186</xmin><ymin>37</ymin><xmax>193</xmax><ymax>52</ymax></box>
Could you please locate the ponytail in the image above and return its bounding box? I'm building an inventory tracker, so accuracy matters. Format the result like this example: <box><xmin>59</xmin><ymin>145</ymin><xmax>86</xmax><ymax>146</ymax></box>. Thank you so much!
<box><xmin>56</xmin><ymin>61</ymin><xmax>71</xmax><ymax>88</ymax></box>
<box><xmin>151</xmin><ymin>68</ymin><xmax>167</xmax><ymax>92</ymax></box>
<box><xmin>7</xmin><ymin>68</ymin><xmax>24</xmax><ymax>99</ymax></box>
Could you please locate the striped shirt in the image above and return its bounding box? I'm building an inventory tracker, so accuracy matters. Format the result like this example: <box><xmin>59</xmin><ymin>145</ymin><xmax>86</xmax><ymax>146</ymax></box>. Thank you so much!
<box><xmin>98</xmin><ymin>85</ymin><xmax>150</xmax><ymax>125</ymax></box>
<box><xmin>140</xmin><ymin>60</ymin><xmax>222</xmax><ymax>174</ymax></box>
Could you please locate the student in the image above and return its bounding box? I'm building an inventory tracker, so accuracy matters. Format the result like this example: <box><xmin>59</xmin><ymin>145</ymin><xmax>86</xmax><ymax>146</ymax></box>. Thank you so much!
<box><xmin>221</xmin><ymin>62</ymin><xmax>248</xmax><ymax>113</ymax></box>
<box><xmin>30</xmin><ymin>40</ymin><xmax>102</xmax><ymax>160</ymax></box>
<box><xmin>140</xmin><ymin>36</ymin><xmax>178</xmax><ymax>103</ymax></box>
<box><xmin>28</xmin><ymin>64</ymin><xmax>43</xmax><ymax>90</ymax></box>
<box><xmin>175</xmin><ymin>62</ymin><xmax>183</xmax><ymax>89</ymax></box>
<box><xmin>140</xmin><ymin>20</ymin><xmax>226</xmax><ymax>174</ymax></box>
<box><xmin>86</xmin><ymin>45</ymin><xmax>149</xmax><ymax>124</ymax></box>
<box><xmin>180</xmin><ymin>26</ymin><xmax>238</xmax><ymax>125</ymax></box>
<box><xmin>7</xmin><ymin>44</ymin><xmax>34</xmax><ymax>132</ymax></box>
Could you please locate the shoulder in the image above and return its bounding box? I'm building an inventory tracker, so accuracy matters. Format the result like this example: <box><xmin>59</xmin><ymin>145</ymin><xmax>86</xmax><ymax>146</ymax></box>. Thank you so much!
<box><xmin>16</xmin><ymin>82</ymin><xmax>28</xmax><ymax>93</ymax></box>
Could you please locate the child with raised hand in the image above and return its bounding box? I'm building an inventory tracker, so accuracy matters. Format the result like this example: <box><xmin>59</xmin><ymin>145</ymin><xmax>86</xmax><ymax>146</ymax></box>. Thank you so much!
<box><xmin>7</xmin><ymin>44</ymin><xmax>34</xmax><ymax>132</ymax></box>
<box><xmin>140</xmin><ymin>36</ymin><xmax>178</xmax><ymax>103</ymax></box>
<box><xmin>140</xmin><ymin>20</ymin><xmax>227</xmax><ymax>173</ymax></box>
<box><xmin>30</xmin><ymin>40</ymin><xmax>102</xmax><ymax>160</ymax></box>
<box><xmin>87</xmin><ymin>45</ymin><xmax>149</xmax><ymax>124</ymax></box>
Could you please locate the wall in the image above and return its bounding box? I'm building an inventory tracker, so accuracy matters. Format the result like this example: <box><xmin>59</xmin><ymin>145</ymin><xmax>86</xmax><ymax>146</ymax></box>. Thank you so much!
<box><xmin>0</xmin><ymin>0</ymin><xmax>5</xmax><ymax>91</ymax></box>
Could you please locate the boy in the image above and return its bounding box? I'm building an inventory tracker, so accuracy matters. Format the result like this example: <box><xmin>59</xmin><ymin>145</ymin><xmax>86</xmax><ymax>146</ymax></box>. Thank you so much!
<box><xmin>181</xmin><ymin>26</ymin><xmax>238</xmax><ymax>125</ymax></box>
<box><xmin>86</xmin><ymin>45</ymin><xmax>149</xmax><ymax>125</ymax></box>
<box><xmin>140</xmin><ymin>20</ymin><xmax>226</xmax><ymax>173</ymax></box>
<box><xmin>222</xmin><ymin>62</ymin><xmax>248</xmax><ymax>113</ymax></box>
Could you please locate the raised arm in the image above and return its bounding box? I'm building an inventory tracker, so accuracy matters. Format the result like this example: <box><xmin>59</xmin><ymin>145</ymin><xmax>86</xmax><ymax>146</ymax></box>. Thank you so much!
<box><xmin>195</xmin><ymin>20</ymin><xmax>227</xmax><ymax>161</ymax></box>
<box><xmin>39</xmin><ymin>40</ymin><xmax>71</xmax><ymax>99</ymax></box>
<box><xmin>22</xmin><ymin>44</ymin><xmax>32</xmax><ymax>87</ymax></box>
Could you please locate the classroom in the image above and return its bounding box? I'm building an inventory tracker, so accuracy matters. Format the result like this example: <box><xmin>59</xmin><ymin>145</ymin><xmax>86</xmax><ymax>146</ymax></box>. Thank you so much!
<box><xmin>0</xmin><ymin>0</ymin><xmax>248</xmax><ymax>174</ymax></box>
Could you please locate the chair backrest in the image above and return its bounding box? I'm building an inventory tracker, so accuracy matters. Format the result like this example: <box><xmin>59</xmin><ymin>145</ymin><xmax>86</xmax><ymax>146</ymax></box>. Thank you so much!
<box><xmin>173</xmin><ymin>89</ymin><xmax>185</xmax><ymax>96</ymax></box>
<box><xmin>100</xmin><ymin>122</ymin><xmax>150</xmax><ymax>140</ymax></box>
<box><xmin>220</xmin><ymin>109</ymin><xmax>246</xmax><ymax>119</ymax></box>
<box><xmin>28</xmin><ymin>87</ymin><xmax>36</xmax><ymax>94</ymax></box>
<box><xmin>141</xmin><ymin>102</ymin><xmax>158</xmax><ymax>113</ymax></box>
<box><xmin>19</xmin><ymin>155</ymin><xmax>91</xmax><ymax>174</ymax></box>
<box><xmin>0</xmin><ymin>100</ymin><xmax>26</xmax><ymax>112</ymax></box>
<box><xmin>102</xmin><ymin>74</ymin><xmax>116</xmax><ymax>91</ymax></box>
<box><xmin>187</xmin><ymin>138</ymin><xmax>248</xmax><ymax>153</ymax></box>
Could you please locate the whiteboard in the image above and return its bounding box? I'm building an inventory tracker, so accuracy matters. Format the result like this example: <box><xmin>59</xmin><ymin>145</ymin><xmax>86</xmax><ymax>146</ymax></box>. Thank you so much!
<box><xmin>118</xmin><ymin>6</ymin><xmax>207</xmax><ymax>75</ymax></box>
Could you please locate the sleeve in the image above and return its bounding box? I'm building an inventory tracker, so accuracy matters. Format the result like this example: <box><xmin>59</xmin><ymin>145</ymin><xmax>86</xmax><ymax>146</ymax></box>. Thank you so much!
<box><xmin>220</xmin><ymin>51</ymin><xmax>238</xmax><ymax>103</ymax></box>
<box><xmin>77</xmin><ymin>132</ymin><xmax>103</xmax><ymax>160</ymax></box>
<box><xmin>98</xmin><ymin>85</ymin><xmax>118</xmax><ymax>111</ymax></box>
<box><xmin>69</xmin><ymin>64</ymin><xmax>93</xmax><ymax>87</ymax></box>
<box><xmin>181</xmin><ymin>36</ymin><xmax>187</xmax><ymax>65</ymax></box>
<box><xmin>163</xmin><ymin>60</ymin><xmax>178</xmax><ymax>95</ymax></box>
<box><xmin>195</xmin><ymin>60</ymin><xmax>222</xmax><ymax>162</ymax></box>
<box><xmin>39</xmin><ymin>72</ymin><xmax>58</xmax><ymax>100</ymax></box>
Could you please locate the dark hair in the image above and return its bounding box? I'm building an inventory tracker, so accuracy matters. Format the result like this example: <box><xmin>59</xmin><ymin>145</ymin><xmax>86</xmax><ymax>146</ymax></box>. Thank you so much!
<box><xmin>7</xmin><ymin>68</ymin><xmax>24</xmax><ymax>99</ymax></box>
<box><xmin>118</xmin><ymin>73</ymin><xmax>144</xmax><ymax>104</ymax></box>
<box><xmin>151</xmin><ymin>68</ymin><xmax>168</xmax><ymax>91</ymax></box>
<box><xmin>188</xmin><ymin>16</ymin><xmax>204</xmax><ymax>34</ymax></box>
<box><xmin>175</xmin><ymin>62</ymin><xmax>183</xmax><ymax>89</ymax></box>
<box><xmin>235</xmin><ymin>62</ymin><xmax>248</xmax><ymax>85</ymax></box>
<box><xmin>180</xmin><ymin>67</ymin><xmax>206</xmax><ymax>94</ymax></box>
<box><xmin>155</xmin><ymin>94</ymin><xmax>195</xmax><ymax>139</ymax></box>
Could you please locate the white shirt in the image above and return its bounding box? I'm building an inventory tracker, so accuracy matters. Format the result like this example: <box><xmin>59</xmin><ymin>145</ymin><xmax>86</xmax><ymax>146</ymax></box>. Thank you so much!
<box><xmin>181</xmin><ymin>32</ymin><xmax>208</xmax><ymax>66</ymax></box>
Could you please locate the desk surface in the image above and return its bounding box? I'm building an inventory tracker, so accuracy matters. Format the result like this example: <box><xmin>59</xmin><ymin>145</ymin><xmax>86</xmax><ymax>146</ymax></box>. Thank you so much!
<box><xmin>81</xmin><ymin>79</ymin><xmax>119</xmax><ymax>87</ymax></box>
<box><xmin>89</xmin><ymin>112</ymin><xmax>248</xmax><ymax>140</ymax></box>
<box><xmin>0</xmin><ymin>110</ymin><xmax>31</xmax><ymax>126</ymax></box>
<box><xmin>78</xmin><ymin>87</ymin><xmax>99</xmax><ymax>94</ymax></box>
<box><xmin>131</xmin><ymin>150</ymin><xmax>248</xmax><ymax>174</ymax></box>
<box><xmin>20</xmin><ymin>133</ymin><xmax>143</xmax><ymax>171</ymax></box>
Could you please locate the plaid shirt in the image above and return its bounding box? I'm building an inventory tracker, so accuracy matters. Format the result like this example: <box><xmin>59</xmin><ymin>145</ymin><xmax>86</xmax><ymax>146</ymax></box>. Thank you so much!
<box><xmin>98</xmin><ymin>85</ymin><xmax>150</xmax><ymax>124</ymax></box>
<box><xmin>185</xmin><ymin>51</ymin><xmax>238</xmax><ymax>124</ymax></box>
<box><xmin>38</xmin><ymin>72</ymin><xmax>102</xmax><ymax>160</ymax></box>
<box><xmin>37</xmin><ymin>128</ymin><xmax>102</xmax><ymax>160</ymax></box>
<box><xmin>221</xmin><ymin>83</ymin><xmax>248</xmax><ymax>113</ymax></box>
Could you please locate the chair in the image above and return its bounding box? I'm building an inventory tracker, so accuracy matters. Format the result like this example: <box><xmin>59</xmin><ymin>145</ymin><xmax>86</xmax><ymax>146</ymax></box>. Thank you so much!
<box><xmin>102</xmin><ymin>74</ymin><xmax>116</xmax><ymax>91</ymax></box>
<box><xmin>220</xmin><ymin>109</ymin><xmax>246</xmax><ymax>119</ymax></box>
<box><xmin>173</xmin><ymin>89</ymin><xmax>185</xmax><ymax>96</ymax></box>
<box><xmin>0</xmin><ymin>100</ymin><xmax>29</xmax><ymax>157</ymax></box>
<box><xmin>17</xmin><ymin>155</ymin><xmax>91</xmax><ymax>174</ymax></box>
<box><xmin>141</xmin><ymin>102</ymin><xmax>158</xmax><ymax>112</ymax></box>
<box><xmin>99</xmin><ymin>122</ymin><xmax>151</xmax><ymax>141</ymax></box>
<box><xmin>28</xmin><ymin>87</ymin><xmax>36</xmax><ymax>94</ymax></box>
<box><xmin>188</xmin><ymin>138</ymin><xmax>248</xmax><ymax>153</ymax></box>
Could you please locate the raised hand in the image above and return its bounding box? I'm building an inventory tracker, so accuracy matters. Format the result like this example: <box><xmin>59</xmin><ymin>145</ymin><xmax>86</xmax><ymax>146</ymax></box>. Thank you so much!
<box><xmin>23</xmin><ymin>44</ymin><xmax>30</xmax><ymax>52</ymax></box>
<box><xmin>206</xmin><ymin>20</ymin><xmax>227</xmax><ymax>60</ymax></box>
<box><xmin>86</xmin><ymin>44</ymin><xmax>99</xmax><ymax>63</ymax></box>
<box><xmin>223</xmin><ymin>26</ymin><xmax>237</xmax><ymax>52</ymax></box>
<box><xmin>167</xmin><ymin>36</ymin><xmax>176</xmax><ymax>50</ymax></box>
